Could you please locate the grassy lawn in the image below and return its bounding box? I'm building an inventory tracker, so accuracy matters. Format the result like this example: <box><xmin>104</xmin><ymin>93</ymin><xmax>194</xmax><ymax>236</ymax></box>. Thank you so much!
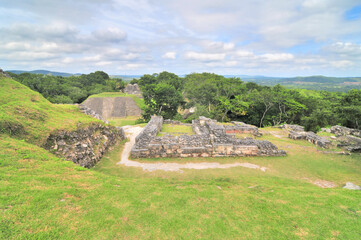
<box><xmin>88</xmin><ymin>92</ymin><xmax>145</xmax><ymax>109</ymax></box>
<box><xmin>2</xmin><ymin>128</ymin><xmax>361</xmax><ymax>239</ymax></box>
<box><xmin>157</xmin><ymin>124</ymin><xmax>194</xmax><ymax>136</ymax></box>
<box><xmin>108</xmin><ymin>116</ymin><xmax>142</xmax><ymax>127</ymax></box>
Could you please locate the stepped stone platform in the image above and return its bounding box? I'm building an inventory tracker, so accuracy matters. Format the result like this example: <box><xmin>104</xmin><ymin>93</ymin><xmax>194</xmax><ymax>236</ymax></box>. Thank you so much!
<box><xmin>82</xmin><ymin>97</ymin><xmax>141</xmax><ymax>119</ymax></box>
<box><xmin>131</xmin><ymin>116</ymin><xmax>286</xmax><ymax>158</ymax></box>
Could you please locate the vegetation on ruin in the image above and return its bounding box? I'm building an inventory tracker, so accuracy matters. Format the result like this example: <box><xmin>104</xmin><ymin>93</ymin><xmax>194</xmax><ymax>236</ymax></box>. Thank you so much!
<box><xmin>157</xmin><ymin>124</ymin><xmax>194</xmax><ymax>136</ymax></box>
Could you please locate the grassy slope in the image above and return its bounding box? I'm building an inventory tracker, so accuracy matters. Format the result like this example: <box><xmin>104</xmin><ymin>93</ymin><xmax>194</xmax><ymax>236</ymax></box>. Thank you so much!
<box><xmin>0</xmin><ymin>77</ymin><xmax>102</xmax><ymax>145</ymax></box>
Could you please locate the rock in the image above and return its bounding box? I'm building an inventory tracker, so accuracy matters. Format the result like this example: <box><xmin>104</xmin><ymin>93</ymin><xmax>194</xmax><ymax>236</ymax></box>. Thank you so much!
<box><xmin>279</xmin><ymin>124</ymin><xmax>305</xmax><ymax>132</ymax></box>
<box><xmin>44</xmin><ymin>123</ymin><xmax>126</xmax><ymax>168</ymax></box>
<box><xmin>123</xmin><ymin>83</ymin><xmax>141</xmax><ymax>95</ymax></box>
<box><xmin>343</xmin><ymin>182</ymin><xmax>361</xmax><ymax>190</ymax></box>
<box><xmin>331</xmin><ymin>125</ymin><xmax>361</xmax><ymax>138</ymax></box>
<box><xmin>0</xmin><ymin>68</ymin><xmax>11</xmax><ymax>78</ymax></box>
<box><xmin>288</xmin><ymin>130</ymin><xmax>331</xmax><ymax>148</ymax></box>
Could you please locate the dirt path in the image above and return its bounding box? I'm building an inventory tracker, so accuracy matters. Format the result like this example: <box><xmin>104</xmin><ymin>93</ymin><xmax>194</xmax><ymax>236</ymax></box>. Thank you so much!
<box><xmin>117</xmin><ymin>125</ymin><xmax>268</xmax><ymax>172</ymax></box>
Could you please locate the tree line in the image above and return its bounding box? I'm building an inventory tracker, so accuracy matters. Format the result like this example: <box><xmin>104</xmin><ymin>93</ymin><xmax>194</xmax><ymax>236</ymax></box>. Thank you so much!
<box><xmin>133</xmin><ymin>72</ymin><xmax>361</xmax><ymax>131</ymax></box>
<box><xmin>8</xmin><ymin>71</ymin><xmax>124</xmax><ymax>104</ymax></box>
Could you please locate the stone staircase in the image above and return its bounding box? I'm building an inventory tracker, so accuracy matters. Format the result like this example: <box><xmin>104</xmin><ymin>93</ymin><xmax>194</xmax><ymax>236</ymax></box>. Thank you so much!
<box><xmin>82</xmin><ymin>97</ymin><xmax>142</xmax><ymax>119</ymax></box>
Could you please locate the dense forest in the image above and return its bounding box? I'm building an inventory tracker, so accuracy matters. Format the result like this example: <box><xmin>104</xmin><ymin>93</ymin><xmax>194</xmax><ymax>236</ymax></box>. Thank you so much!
<box><xmin>7</xmin><ymin>71</ymin><xmax>361</xmax><ymax>132</ymax></box>
<box><xmin>8</xmin><ymin>71</ymin><xmax>124</xmax><ymax>104</ymax></box>
<box><xmin>133</xmin><ymin>72</ymin><xmax>361</xmax><ymax>132</ymax></box>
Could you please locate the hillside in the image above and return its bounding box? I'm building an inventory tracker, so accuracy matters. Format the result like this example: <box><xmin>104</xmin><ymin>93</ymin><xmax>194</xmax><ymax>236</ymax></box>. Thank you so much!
<box><xmin>0</xmin><ymin>77</ymin><xmax>102</xmax><ymax>145</ymax></box>
<box><xmin>244</xmin><ymin>75</ymin><xmax>361</xmax><ymax>92</ymax></box>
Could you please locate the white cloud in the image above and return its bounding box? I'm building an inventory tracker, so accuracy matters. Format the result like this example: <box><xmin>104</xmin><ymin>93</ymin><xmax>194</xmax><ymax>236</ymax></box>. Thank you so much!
<box><xmin>184</xmin><ymin>51</ymin><xmax>226</xmax><ymax>61</ymax></box>
<box><xmin>1</xmin><ymin>0</ymin><xmax>361</xmax><ymax>76</ymax></box>
<box><xmin>92</xmin><ymin>28</ymin><xmax>127</xmax><ymax>42</ymax></box>
<box><xmin>259</xmin><ymin>53</ymin><xmax>294</xmax><ymax>62</ymax></box>
<box><xmin>162</xmin><ymin>52</ymin><xmax>177</xmax><ymax>59</ymax></box>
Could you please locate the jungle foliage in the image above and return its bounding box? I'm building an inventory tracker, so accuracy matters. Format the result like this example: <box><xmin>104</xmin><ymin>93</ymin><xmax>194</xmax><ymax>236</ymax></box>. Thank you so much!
<box><xmin>138</xmin><ymin>72</ymin><xmax>361</xmax><ymax>131</ymax></box>
<box><xmin>8</xmin><ymin>71</ymin><xmax>124</xmax><ymax>104</ymax></box>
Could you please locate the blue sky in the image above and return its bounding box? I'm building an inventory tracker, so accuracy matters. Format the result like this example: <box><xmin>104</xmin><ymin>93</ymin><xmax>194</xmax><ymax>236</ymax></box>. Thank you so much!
<box><xmin>0</xmin><ymin>0</ymin><xmax>361</xmax><ymax>77</ymax></box>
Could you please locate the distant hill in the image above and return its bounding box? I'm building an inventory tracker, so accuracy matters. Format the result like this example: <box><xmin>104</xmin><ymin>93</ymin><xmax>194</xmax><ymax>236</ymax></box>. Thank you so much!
<box><xmin>242</xmin><ymin>75</ymin><xmax>361</xmax><ymax>92</ymax></box>
<box><xmin>7</xmin><ymin>69</ymin><xmax>75</xmax><ymax>77</ymax></box>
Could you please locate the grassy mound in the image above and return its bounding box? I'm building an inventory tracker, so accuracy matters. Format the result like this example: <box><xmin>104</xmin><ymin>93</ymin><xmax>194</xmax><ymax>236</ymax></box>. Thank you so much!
<box><xmin>0</xmin><ymin>77</ymin><xmax>102</xmax><ymax>145</ymax></box>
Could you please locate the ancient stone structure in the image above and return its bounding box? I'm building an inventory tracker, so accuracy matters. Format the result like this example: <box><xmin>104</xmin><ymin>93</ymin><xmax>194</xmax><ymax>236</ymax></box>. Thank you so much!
<box><xmin>279</xmin><ymin>124</ymin><xmax>305</xmax><ymax>132</ymax></box>
<box><xmin>44</xmin><ymin>123</ymin><xmax>125</xmax><ymax>168</ymax></box>
<box><xmin>288</xmin><ymin>130</ymin><xmax>331</xmax><ymax>148</ymax></box>
<box><xmin>77</xmin><ymin>104</ymin><xmax>109</xmax><ymax>124</ymax></box>
<box><xmin>124</xmin><ymin>83</ymin><xmax>141</xmax><ymax>95</ymax></box>
<box><xmin>82</xmin><ymin>97</ymin><xmax>142</xmax><ymax>119</ymax></box>
<box><xmin>331</xmin><ymin>125</ymin><xmax>361</xmax><ymax>152</ymax></box>
<box><xmin>163</xmin><ymin>119</ymin><xmax>191</xmax><ymax>126</ymax></box>
<box><xmin>0</xmin><ymin>68</ymin><xmax>11</xmax><ymax>78</ymax></box>
<box><xmin>281</xmin><ymin>123</ymin><xmax>331</xmax><ymax>148</ymax></box>
<box><xmin>226</xmin><ymin>121</ymin><xmax>261</xmax><ymax>136</ymax></box>
<box><xmin>131</xmin><ymin>116</ymin><xmax>285</xmax><ymax>158</ymax></box>
<box><xmin>331</xmin><ymin>125</ymin><xmax>361</xmax><ymax>138</ymax></box>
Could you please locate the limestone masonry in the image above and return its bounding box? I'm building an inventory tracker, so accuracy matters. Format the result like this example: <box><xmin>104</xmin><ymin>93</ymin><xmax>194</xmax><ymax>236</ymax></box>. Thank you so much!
<box><xmin>131</xmin><ymin>116</ymin><xmax>286</xmax><ymax>158</ymax></box>
<box><xmin>284</xmin><ymin>124</ymin><xmax>331</xmax><ymax>148</ymax></box>
<box><xmin>82</xmin><ymin>97</ymin><xmax>142</xmax><ymax>119</ymax></box>
<box><xmin>44</xmin><ymin>123</ymin><xmax>126</xmax><ymax>168</ymax></box>
<box><xmin>124</xmin><ymin>83</ymin><xmax>141</xmax><ymax>95</ymax></box>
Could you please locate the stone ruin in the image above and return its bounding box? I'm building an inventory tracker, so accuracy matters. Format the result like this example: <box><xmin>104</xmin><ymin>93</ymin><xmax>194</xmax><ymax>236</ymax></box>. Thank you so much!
<box><xmin>131</xmin><ymin>116</ymin><xmax>286</xmax><ymax>158</ymax></box>
<box><xmin>330</xmin><ymin>125</ymin><xmax>361</xmax><ymax>138</ymax></box>
<box><xmin>0</xmin><ymin>68</ymin><xmax>11</xmax><ymax>78</ymax></box>
<box><xmin>124</xmin><ymin>83</ymin><xmax>141</xmax><ymax>95</ymax></box>
<box><xmin>283</xmin><ymin>124</ymin><xmax>331</xmax><ymax>148</ymax></box>
<box><xmin>331</xmin><ymin>125</ymin><xmax>361</xmax><ymax>152</ymax></box>
<box><xmin>81</xmin><ymin>97</ymin><xmax>142</xmax><ymax>119</ymax></box>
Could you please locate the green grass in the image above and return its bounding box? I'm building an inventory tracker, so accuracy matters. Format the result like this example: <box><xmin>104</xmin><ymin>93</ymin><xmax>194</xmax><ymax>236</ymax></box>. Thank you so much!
<box><xmin>2</xmin><ymin>133</ymin><xmax>361</xmax><ymax>239</ymax></box>
<box><xmin>0</xmin><ymin>78</ymin><xmax>102</xmax><ymax>145</ymax></box>
<box><xmin>157</xmin><ymin>124</ymin><xmax>194</xmax><ymax>136</ymax></box>
<box><xmin>88</xmin><ymin>92</ymin><xmax>145</xmax><ymax>109</ymax></box>
<box><xmin>1</xmin><ymin>78</ymin><xmax>361</xmax><ymax>239</ymax></box>
<box><xmin>108</xmin><ymin>116</ymin><xmax>142</xmax><ymax>127</ymax></box>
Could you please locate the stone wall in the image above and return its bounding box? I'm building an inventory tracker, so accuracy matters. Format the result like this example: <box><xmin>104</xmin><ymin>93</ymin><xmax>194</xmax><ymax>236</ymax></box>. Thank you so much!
<box><xmin>0</xmin><ymin>69</ymin><xmax>11</xmax><ymax>78</ymax></box>
<box><xmin>331</xmin><ymin>125</ymin><xmax>361</xmax><ymax>152</ymax></box>
<box><xmin>163</xmin><ymin>119</ymin><xmax>192</xmax><ymax>126</ymax></box>
<box><xmin>288</xmin><ymin>130</ymin><xmax>331</xmax><ymax>148</ymax></box>
<box><xmin>225</xmin><ymin>121</ymin><xmax>261</xmax><ymax>136</ymax></box>
<box><xmin>330</xmin><ymin>125</ymin><xmax>361</xmax><ymax>138</ymax></box>
<box><xmin>44</xmin><ymin>123</ymin><xmax>126</xmax><ymax>168</ymax></box>
<box><xmin>131</xmin><ymin>116</ymin><xmax>285</xmax><ymax>158</ymax></box>
<box><xmin>82</xmin><ymin>97</ymin><xmax>142</xmax><ymax>119</ymax></box>
<box><xmin>124</xmin><ymin>84</ymin><xmax>141</xmax><ymax>95</ymax></box>
<box><xmin>78</xmin><ymin>104</ymin><xmax>109</xmax><ymax>124</ymax></box>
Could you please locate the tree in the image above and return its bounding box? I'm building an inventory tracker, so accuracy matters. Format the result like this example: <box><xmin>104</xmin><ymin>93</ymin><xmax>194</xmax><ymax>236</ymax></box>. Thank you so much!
<box><xmin>139</xmin><ymin>73</ymin><xmax>185</xmax><ymax>120</ymax></box>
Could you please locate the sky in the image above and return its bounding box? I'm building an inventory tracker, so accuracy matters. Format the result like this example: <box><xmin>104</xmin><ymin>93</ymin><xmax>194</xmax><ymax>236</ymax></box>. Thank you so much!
<box><xmin>0</xmin><ymin>0</ymin><xmax>361</xmax><ymax>77</ymax></box>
